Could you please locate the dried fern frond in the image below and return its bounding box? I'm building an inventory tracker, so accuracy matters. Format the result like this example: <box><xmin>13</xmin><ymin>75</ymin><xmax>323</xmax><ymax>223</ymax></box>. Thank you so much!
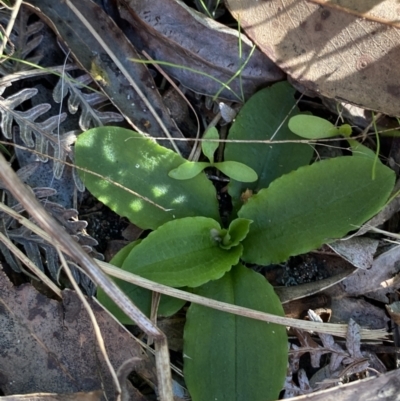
<box><xmin>53</xmin><ymin>73</ymin><xmax>123</xmax><ymax>130</ymax></box>
<box><xmin>0</xmin><ymin>87</ymin><xmax>85</xmax><ymax>191</ymax></box>
<box><xmin>0</xmin><ymin>185</ymin><xmax>102</xmax><ymax>295</ymax></box>
<box><xmin>0</xmin><ymin>6</ymin><xmax>44</xmax><ymax>75</ymax></box>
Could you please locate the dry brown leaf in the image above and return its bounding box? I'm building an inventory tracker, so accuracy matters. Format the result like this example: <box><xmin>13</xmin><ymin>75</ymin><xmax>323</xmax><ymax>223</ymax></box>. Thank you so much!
<box><xmin>0</xmin><ymin>268</ymin><xmax>156</xmax><ymax>400</ymax></box>
<box><xmin>25</xmin><ymin>0</ymin><xmax>189</xmax><ymax>154</ymax></box>
<box><xmin>329</xmin><ymin>297</ymin><xmax>389</xmax><ymax>329</ymax></box>
<box><xmin>328</xmin><ymin>237</ymin><xmax>378</xmax><ymax>270</ymax></box>
<box><xmin>333</xmin><ymin>245</ymin><xmax>400</xmax><ymax>303</ymax></box>
<box><xmin>226</xmin><ymin>0</ymin><xmax>400</xmax><ymax>115</ymax></box>
<box><xmin>119</xmin><ymin>0</ymin><xmax>284</xmax><ymax>101</ymax></box>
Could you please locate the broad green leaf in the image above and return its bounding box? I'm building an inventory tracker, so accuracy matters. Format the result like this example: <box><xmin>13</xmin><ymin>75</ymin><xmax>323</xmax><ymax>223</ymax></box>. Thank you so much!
<box><xmin>214</xmin><ymin>161</ymin><xmax>258</xmax><ymax>182</ymax></box>
<box><xmin>202</xmin><ymin>127</ymin><xmax>219</xmax><ymax>163</ymax></box>
<box><xmin>220</xmin><ymin>218</ymin><xmax>252</xmax><ymax>249</ymax></box>
<box><xmin>288</xmin><ymin>115</ymin><xmax>339</xmax><ymax>139</ymax></box>
<box><xmin>168</xmin><ymin>161</ymin><xmax>210</xmax><ymax>180</ymax></box>
<box><xmin>75</xmin><ymin>127</ymin><xmax>220</xmax><ymax>230</ymax></box>
<box><xmin>122</xmin><ymin>217</ymin><xmax>243</xmax><ymax>287</ymax></box>
<box><xmin>224</xmin><ymin>82</ymin><xmax>313</xmax><ymax>209</ymax></box>
<box><xmin>239</xmin><ymin>156</ymin><xmax>395</xmax><ymax>264</ymax></box>
<box><xmin>97</xmin><ymin>241</ymin><xmax>185</xmax><ymax>323</ymax></box>
<box><xmin>184</xmin><ymin>264</ymin><xmax>287</xmax><ymax>401</ymax></box>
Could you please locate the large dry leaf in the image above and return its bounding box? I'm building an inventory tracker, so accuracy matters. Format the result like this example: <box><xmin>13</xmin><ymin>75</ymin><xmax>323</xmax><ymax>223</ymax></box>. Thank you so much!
<box><xmin>226</xmin><ymin>0</ymin><xmax>400</xmax><ymax>116</ymax></box>
<box><xmin>0</xmin><ymin>268</ymin><xmax>156</xmax><ymax>400</ymax></box>
<box><xmin>118</xmin><ymin>0</ymin><xmax>284</xmax><ymax>101</ymax></box>
<box><xmin>25</xmin><ymin>0</ymin><xmax>189</xmax><ymax>154</ymax></box>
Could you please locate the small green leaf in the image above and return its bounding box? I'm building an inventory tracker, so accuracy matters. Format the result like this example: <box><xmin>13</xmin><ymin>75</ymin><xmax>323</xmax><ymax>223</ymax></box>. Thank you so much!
<box><xmin>122</xmin><ymin>217</ymin><xmax>242</xmax><ymax>288</ymax></box>
<box><xmin>220</xmin><ymin>218</ymin><xmax>252</xmax><ymax>249</ymax></box>
<box><xmin>169</xmin><ymin>161</ymin><xmax>210</xmax><ymax>180</ymax></box>
<box><xmin>184</xmin><ymin>264</ymin><xmax>287</xmax><ymax>401</ymax></box>
<box><xmin>202</xmin><ymin>127</ymin><xmax>220</xmax><ymax>163</ymax></box>
<box><xmin>214</xmin><ymin>161</ymin><xmax>258</xmax><ymax>182</ymax></box>
<box><xmin>75</xmin><ymin>127</ymin><xmax>220</xmax><ymax>230</ymax></box>
<box><xmin>288</xmin><ymin>115</ymin><xmax>339</xmax><ymax>139</ymax></box>
<box><xmin>239</xmin><ymin>156</ymin><xmax>395</xmax><ymax>264</ymax></box>
<box><xmin>97</xmin><ymin>241</ymin><xmax>186</xmax><ymax>323</ymax></box>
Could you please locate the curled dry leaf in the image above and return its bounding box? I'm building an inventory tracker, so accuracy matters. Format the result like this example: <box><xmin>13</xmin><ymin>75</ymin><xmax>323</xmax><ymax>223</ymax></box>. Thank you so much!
<box><xmin>335</xmin><ymin>245</ymin><xmax>400</xmax><ymax>303</ymax></box>
<box><xmin>225</xmin><ymin>0</ymin><xmax>400</xmax><ymax>115</ymax></box>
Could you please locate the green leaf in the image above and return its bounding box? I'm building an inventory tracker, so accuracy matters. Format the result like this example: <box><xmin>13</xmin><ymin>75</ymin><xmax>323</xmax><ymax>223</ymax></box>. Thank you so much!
<box><xmin>214</xmin><ymin>161</ymin><xmax>258</xmax><ymax>182</ymax></box>
<box><xmin>97</xmin><ymin>241</ymin><xmax>185</xmax><ymax>323</ymax></box>
<box><xmin>220</xmin><ymin>218</ymin><xmax>252</xmax><ymax>249</ymax></box>
<box><xmin>184</xmin><ymin>264</ymin><xmax>287</xmax><ymax>401</ymax></box>
<box><xmin>224</xmin><ymin>82</ymin><xmax>313</xmax><ymax>209</ymax></box>
<box><xmin>75</xmin><ymin>127</ymin><xmax>220</xmax><ymax>230</ymax></box>
<box><xmin>122</xmin><ymin>217</ymin><xmax>243</xmax><ymax>287</ymax></box>
<box><xmin>239</xmin><ymin>156</ymin><xmax>395</xmax><ymax>264</ymax></box>
<box><xmin>202</xmin><ymin>127</ymin><xmax>219</xmax><ymax>163</ymax></box>
<box><xmin>288</xmin><ymin>115</ymin><xmax>339</xmax><ymax>139</ymax></box>
<box><xmin>348</xmin><ymin>139</ymin><xmax>376</xmax><ymax>159</ymax></box>
<box><xmin>169</xmin><ymin>161</ymin><xmax>210</xmax><ymax>180</ymax></box>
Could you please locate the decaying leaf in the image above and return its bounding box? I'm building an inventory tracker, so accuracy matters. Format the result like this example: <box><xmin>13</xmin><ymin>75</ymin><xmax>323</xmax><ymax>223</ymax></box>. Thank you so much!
<box><xmin>25</xmin><ymin>0</ymin><xmax>189</xmax><ymax>154</ymax></box>
<box><xmin>226</xmin><ymin>0</ymin><xmax>400</xmax><ymax>116</ymax></box>
<box><xmin>335</xmin><ymin>245</ymin><xmax>400</xmax><ymax>303</ymax></box>
<box><xmin>385</xmin><ymin>301</ymin><xmax>400</xmax><ymax>326</ymax></box>
<box><xmin>0</xmin><ymin>268</ymin><xmax>156</xmax><ymax>400</ymax></box>
<box><xmin>329</xmin><ymin>297</ymin><xmax>389</xmax><ymax>330</ymax></box>
<box><xmin>328</xmin><ymin>237</ymin><xmax>379</xmax><ymax>270</ymax></box>
<box><xmin>118</xmin><ymin>0</ymin><xmax>284</xmax><ymax>101</ymax></box>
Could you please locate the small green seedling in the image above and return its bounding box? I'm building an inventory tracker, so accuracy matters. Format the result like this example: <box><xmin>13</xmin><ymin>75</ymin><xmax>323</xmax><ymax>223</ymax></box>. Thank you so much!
<box><xmin>168</xmin><ymin>127</ymin><xmax>258</xmax><ymax>182</ymax></box>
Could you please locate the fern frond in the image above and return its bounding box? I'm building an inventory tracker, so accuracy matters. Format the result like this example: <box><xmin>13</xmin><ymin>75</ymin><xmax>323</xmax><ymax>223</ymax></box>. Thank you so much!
<box><xmin>53</xmin><ymin>73</ymin><xmax>123</xmax><ymax>130</ymax></box>
<box><xmin>0</xmin><ymin>6</ymin><xmax>44</xmax><ymax>74</ymax></box>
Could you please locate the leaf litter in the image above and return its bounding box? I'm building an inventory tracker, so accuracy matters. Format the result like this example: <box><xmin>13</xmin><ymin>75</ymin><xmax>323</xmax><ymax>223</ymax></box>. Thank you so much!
<box><xmin>0</xmin><ymin>268</ymin><xmax>156</xmax><ymax>400</ymax></box>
